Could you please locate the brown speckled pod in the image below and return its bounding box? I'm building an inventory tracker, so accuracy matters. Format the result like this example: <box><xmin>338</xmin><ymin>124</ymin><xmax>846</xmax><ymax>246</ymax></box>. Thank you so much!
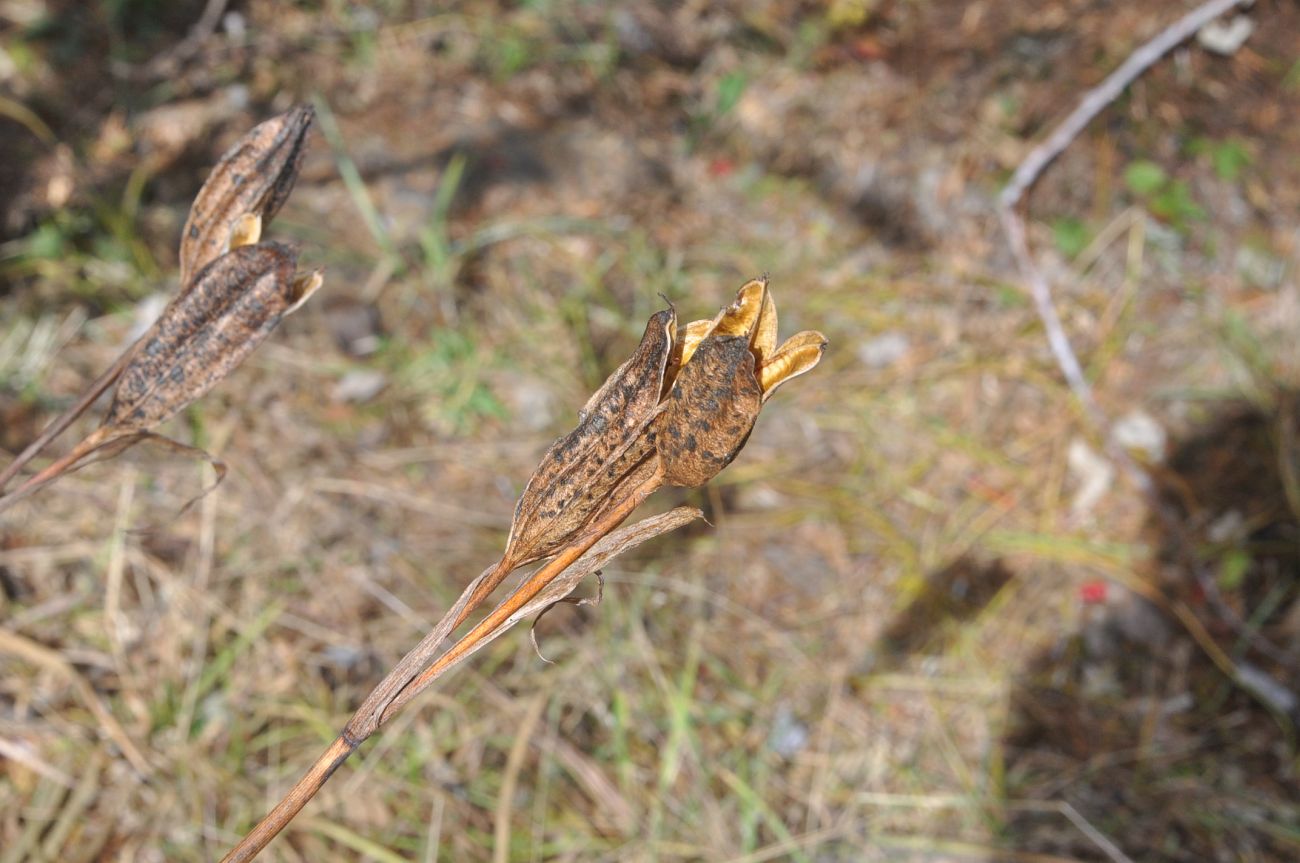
<box><xmin>178</xmin><ymin>105</ymin><xmax>314</xmax><ymax>288</ymax></box>
<box><xmin>655</xmin><ymin>334</ymin><xmax>763</xmax><ymax>488</ymax></box>
<box><xmin>503</xmin><ymin>307</ymin><xmax>676</xmax><ymax>566</ymax></box>
<box><xmin>106</xmin><ymin>242</ymin><xmax>317</xmax><ymax>434</ymax></box>
<box><xmin>654</xmin><ymin>278</ymin><xmax>827</xmax><ymax>488</ymax></box>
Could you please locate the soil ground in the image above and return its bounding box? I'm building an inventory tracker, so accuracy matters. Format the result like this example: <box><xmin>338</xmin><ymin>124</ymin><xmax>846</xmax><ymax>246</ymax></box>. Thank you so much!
<box><xmin>2</xmin><ymin>1</ymin><xmax>1299</xmax><ymax>861</ymax></box>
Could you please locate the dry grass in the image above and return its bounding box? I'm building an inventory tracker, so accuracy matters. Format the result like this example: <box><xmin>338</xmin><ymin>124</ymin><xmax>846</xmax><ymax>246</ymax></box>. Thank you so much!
<box><xmin>2</xmin><ymin>1</ymin><xmax>1299</xmax><ymax>861</ymax></box>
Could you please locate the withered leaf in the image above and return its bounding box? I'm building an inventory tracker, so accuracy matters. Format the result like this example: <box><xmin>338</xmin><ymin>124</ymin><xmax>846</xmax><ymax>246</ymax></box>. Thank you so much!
<box><xmin>758</xmin><ymin>330</ymin><xmax>826</xmax><ymax>400</ymax></box>
<box><xmin>106</xmin><ymin>242</ymin><xmax>313</xmax><ymax>434</ymax></box>
<box><xmin>655</xmin><ymin>334</ymin><xmax>763</xmax><ymax>488</ymax></box>
<box><xmin>178</xmin><ymin>105</ymin><xmax>314</xmax><ymax>288</ymax></box>
<box><xmin>503</xmin><ymin>308</ymin><xmax>676</xmax><ymax>566</ymax></box>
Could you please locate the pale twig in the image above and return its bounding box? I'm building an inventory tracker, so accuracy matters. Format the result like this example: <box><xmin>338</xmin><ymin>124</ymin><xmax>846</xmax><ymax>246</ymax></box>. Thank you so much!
<box><xmin>998</xmin><ymin>0</ymin><xmax>1255</xmax><ymax>212</ymax></box>
<box><xmin>998</xmin><ymin>0</ymin><xmax>1255</xmax><ymax>492</ymax></box>
<box><xmin>997</xmin><ymin>0</ymin><xmax>1295</xmax><ymax>676</ymax></box>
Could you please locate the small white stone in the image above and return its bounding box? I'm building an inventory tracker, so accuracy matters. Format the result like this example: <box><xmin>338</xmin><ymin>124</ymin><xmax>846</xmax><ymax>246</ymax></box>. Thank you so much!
<box><xmin>1112</xmin><ymin>409</ymin><xmax>1167</xmax><ymax>463</ymax></box>
<box><xmin>1207</xmin><ymin>510</ymin><xmax>1246</xmax><ymax>544</ymax></box>
<box><xmin>1236</xmin><ymin>662</ymin><xmax>1297</xmax><ymax>715</ymax></box>
<box><xmin>857</xmin><ymin>331</ymin><xmax>910</xmax><ymax>368</ymax></box>
<box><xmin>332</xmin><ymin>369</ymin><xmax>388</xmax><ymax>403</ymax></box>
<box><xmin>1067</xmin><ymin>438</ymin><xmax>1114</xmax><ymax>516</ymax></box>
<box><xmin>1197</xmin><ymin>15</ymin><xmax>1254</xmax><ymax>56</ymax></box>
<box><xmin>499</xmin><ymin>377</ymin><xmax>557</xmax><ymax>432</ymax></box>
<box><xmin>1236</xmin><ymin>246</ymin><xmax>1286</xmax><ymax>290</ymax></box>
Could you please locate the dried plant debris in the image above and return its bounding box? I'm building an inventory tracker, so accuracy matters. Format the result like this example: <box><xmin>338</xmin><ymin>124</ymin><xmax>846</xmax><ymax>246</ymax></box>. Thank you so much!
<box><xmin>107</xmin><ymin>243</ymin><xmax>318</xmax><ymax>434</ymax></box>
<box><xmin>0</xmin><ymin>106</ymin><xmax>319</xmax><ymax>511</ymax></box>
<box><xmin>220</xmin><ymin>280</ymin><xmax>824</xmax><ymax>862</ymax></box>
<box><xmin>442</xmin><ymin>280</ymin><xmax>826</xmax><ymax>635</ymax></box>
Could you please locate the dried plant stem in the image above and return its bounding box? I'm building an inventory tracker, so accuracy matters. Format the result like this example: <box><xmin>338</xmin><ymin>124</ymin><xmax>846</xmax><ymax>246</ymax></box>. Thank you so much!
<box><xmin>998</xmin><ymin>0</ymin><xmax>1253</xmax><ymax>492</ymax></box>
<box><xmin>998</xmin><ymin>0</ymin><xmax>1254</xmax><ymax>212</ymax></box>
<box><xmin>0</xmin><ymin>428</ymin><xmax>128</xmax><ymax>514</ymax></box>
<box><xmin>0</xmin><ymin>353</ymin><xmax>130</xmax><ymax>492</ymax></box>
<box><xmin>383</xmin><ymin>472</ymin><xmax>660</xmax><ymax>720</ymax></box>
<box><xmin>997</xmin><ymin>0</ymin><xmax>1295</xmax><ymax>685</ymax></box>
<box><xmin>219</xmin><ymin>469</ymin><xmax>664</xmax><ymax>863</ymax></box>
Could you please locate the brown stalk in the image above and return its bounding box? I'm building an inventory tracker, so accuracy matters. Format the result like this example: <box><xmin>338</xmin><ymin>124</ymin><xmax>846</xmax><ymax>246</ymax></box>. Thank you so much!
<box><xmin>218</xmin><ymin>486</ymin><xmax>683</xmax><ymax>863</ymax></box>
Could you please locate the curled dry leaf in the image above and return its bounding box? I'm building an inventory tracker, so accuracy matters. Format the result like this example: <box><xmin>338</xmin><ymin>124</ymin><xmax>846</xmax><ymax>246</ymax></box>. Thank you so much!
<box><xmin>178</xmin><ymin>104</ymin><xmax>314</xmax><ymax>288</ymax></box>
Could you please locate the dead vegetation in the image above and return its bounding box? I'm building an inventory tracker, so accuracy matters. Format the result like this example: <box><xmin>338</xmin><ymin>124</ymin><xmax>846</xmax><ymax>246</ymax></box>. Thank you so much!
<box><xmin>2</xmin><ymin>1</ymin><xmax>1299</xmax><ymax>861</ymax></box>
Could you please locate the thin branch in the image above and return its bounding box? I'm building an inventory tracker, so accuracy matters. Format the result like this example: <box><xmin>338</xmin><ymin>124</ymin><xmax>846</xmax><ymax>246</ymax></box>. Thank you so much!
<box><xmin>998</xmin><ymin>0</ymin><xmax>1254</xmax><ymax>493</ymax></box>
<box><xmin>998</xmin><ymin>0</ymin><xmax>1295</xmax><ymax>683</ymax></box>
<box><xmin>0</xmin><ymin>353</ymin><xmax>130</xmax><ymax>492</ymax></box>
<box><xmin>999</xmin><ymin>0</ymin><xmax>1255</xmax><ymax>212</ymax></box>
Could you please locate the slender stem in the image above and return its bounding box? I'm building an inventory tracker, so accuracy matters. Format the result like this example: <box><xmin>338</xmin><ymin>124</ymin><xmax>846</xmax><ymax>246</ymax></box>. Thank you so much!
<box><xmin>0</xmin><ymin>428</ymin><xmax>114</xmax><ymax>514</ymax></box>
<box><xmin>218</xmin><ymin>736</ymin><xmax>356</xmax><ymax>863</ymax></box>
<box><xmin>0</xmin><ymin>352</ymin><xmax>130</xmax><ymax>492</ymax></box>
<box><xmin>341</xmin><ymin>558</ymin><xmax>510</xmax><ymax>742</ymax></box>
<box><xmin>218</xmin><ymin>469</ymin><xmax>664</xmax><ymax>863</ymax></box>
<box><xmin>997</xmin><ymin>0</ymin><xmax>1251</xmax><ymax>496</ymax></box>
<box><xmin>999</xmin><ymin>0</ymin><xmax>1254</xmax><ymax>212</ymax></box>
<box><xmin>380</xmin><ymin>472</ymin><xmax>661</xmax><ymax>722</ymax></box>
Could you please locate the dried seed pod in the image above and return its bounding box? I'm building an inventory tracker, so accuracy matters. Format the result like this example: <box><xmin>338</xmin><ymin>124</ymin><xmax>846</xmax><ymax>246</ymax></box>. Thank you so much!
<box><xmin>178</xmin><ymin>104</ymin><xmax>314</xmax><ymax>288</ymax></box>
<box><xmin>504</xmin><ymin>308</ymin><xmax>676</xmax><ymax>566</ymax></box>
<box><xmin>439</xmin><ymin>282</ymin><xmax>822</xmax><ymax>641</ymax></box>
<box><xmin>0</xmin><ymin>108</ymin><xmax>322</xmax><ymax>513</ymax></box>
<box><xmin>661</xmin><ymin>317</ymin><xmax>709</xmax><ymax>398</ymax></box>
<box><xmin>656</xmin><ymin>334</ymin><xmax>763</xmax><ymax>488</ymax></box>
<box><xmin>106</xmin><ymin>242</ymin><xmax>317</xmax><ymax>434</ymax></box>
<box><xmin>655</xmin><ymin>279</ymin><xmax>827</xmax><ymax>488</ymax></box>
<box><xmin>438</xmin><ymin>309</ymin><xmax>676</xmax><ymax>641</ymax></box>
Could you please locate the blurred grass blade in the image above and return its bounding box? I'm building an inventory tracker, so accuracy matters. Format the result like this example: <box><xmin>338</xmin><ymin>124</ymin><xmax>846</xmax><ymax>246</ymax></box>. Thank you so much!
<box><xmin>310</xmin><ymin>93</ymin><xmax>394</xmax><ymax>257</ymax></box>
